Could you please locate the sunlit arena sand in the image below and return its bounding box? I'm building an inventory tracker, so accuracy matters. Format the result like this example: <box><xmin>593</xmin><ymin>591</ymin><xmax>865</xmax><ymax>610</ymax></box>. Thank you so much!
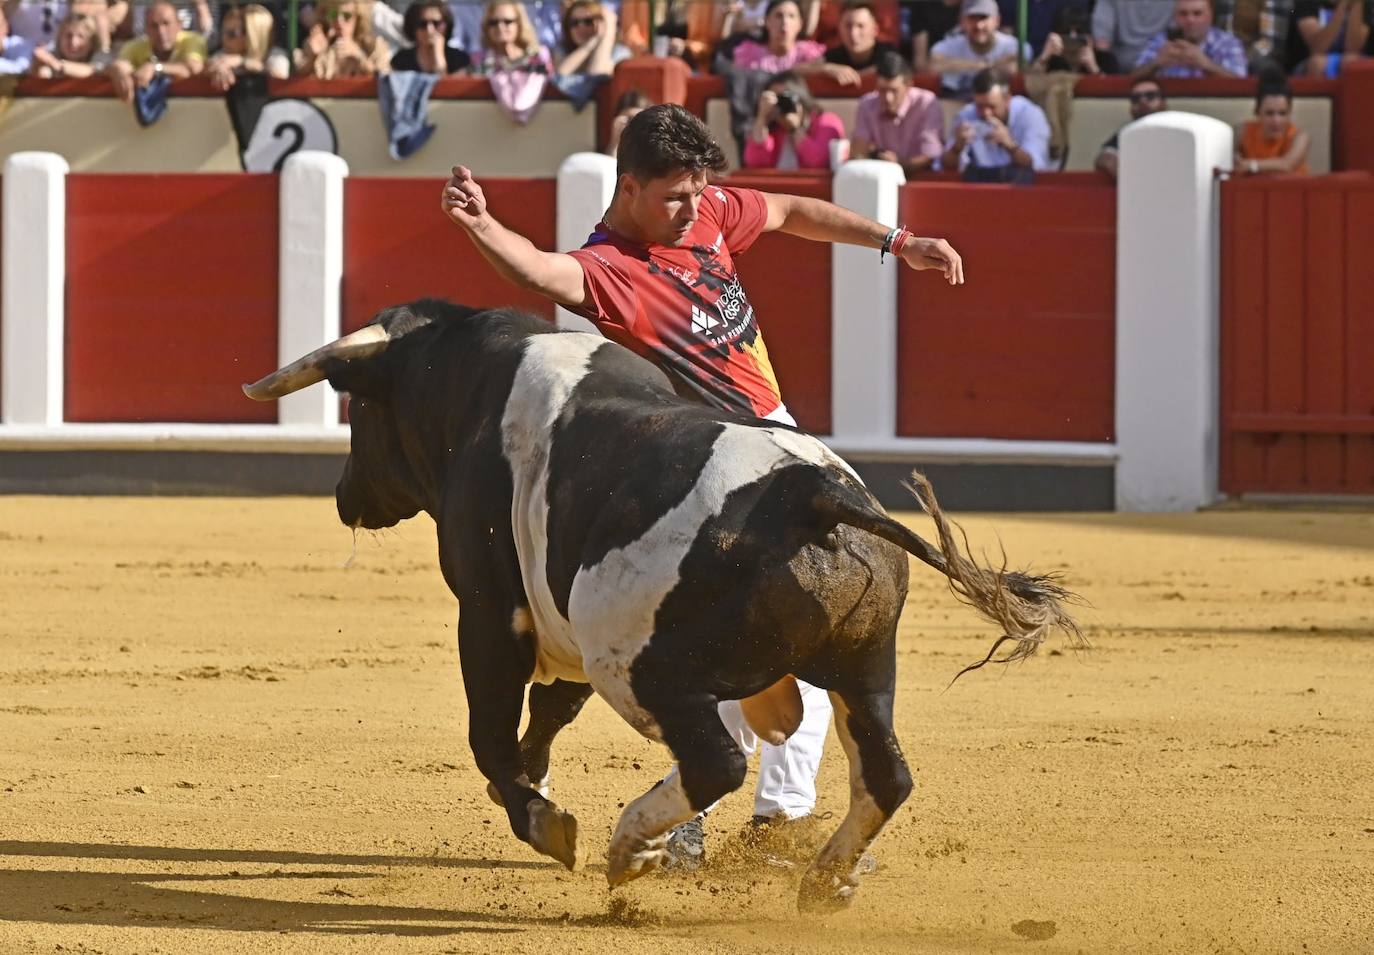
<box><xmin>2</xmin><ymin>497</ymin><xmax>1371</xmax><ymax>953</ymax></box>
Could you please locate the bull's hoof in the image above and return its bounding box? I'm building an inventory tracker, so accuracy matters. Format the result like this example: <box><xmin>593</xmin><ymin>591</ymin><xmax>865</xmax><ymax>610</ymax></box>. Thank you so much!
<box><xmin>485</xmin><ymin>773</ymin><xmax>551</xmax><ymax>806</ymax></box>
<box><xmin>528</xmin><ymin>800</ymin><xmax>580</xmax><ymax>871</ymax></box>
<box><xmin>797</xmin><ymin>865</ymin><xmax>859</xmax><ymax>914</ymax></box>
<box><xmin>606</xmin><ymin>834</ymin><xmax>669</xmax><ymax>887</ymax></box>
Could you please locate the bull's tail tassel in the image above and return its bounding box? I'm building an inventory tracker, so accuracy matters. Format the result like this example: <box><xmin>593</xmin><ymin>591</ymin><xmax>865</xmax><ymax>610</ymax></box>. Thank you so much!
<box><xmin>903</xmin><ymin>472</ymin><xmax>1086</xmax><ymax>686</ymax></box>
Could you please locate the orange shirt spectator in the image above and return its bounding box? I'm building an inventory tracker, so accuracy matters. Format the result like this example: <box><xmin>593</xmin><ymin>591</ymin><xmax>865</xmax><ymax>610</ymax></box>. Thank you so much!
<box><xmin>1236</xmin><ymin>82</ymin><xmax>1310</xmax><ymax>176</ymax></box>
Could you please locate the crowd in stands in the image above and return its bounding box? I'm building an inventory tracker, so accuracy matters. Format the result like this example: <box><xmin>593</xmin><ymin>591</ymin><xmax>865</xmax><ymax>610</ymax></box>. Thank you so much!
<box><xmin>3</xmin><ymin>0</ymin><xmax>1362</xmax><ymax>174</ymax></box>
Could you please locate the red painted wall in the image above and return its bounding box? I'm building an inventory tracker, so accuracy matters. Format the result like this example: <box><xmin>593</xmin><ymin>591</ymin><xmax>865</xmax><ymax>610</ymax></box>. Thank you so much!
<box><xmin>1220</xmin><ymin>174</ymin><xmax>1374</xmax><ymax>495</ymax></box>
<box><xmin>65</xmin><ymin>174</ymin><xmax>279</xmax><ymax>423</ymax></box>
<box><xmin>895</xmin><ymin>181</ymin><xmax>1116</xmax><ymax>441</ymax></box>
<box><xmin>722</xmin><ymin>171</ymin><xmax>833</xmax><ymax>434</ymax></box>
<box><xmin>341</xmin><ymin>177</ymin><xmax>557</xmax><ymax>334</ymax></box>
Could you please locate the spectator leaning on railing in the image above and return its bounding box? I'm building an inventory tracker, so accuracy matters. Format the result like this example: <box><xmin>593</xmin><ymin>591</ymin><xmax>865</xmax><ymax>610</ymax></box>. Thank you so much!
<box><xmin>850</xmin><ymin>50</ymin><xmax>943</xmax><ymax>177</ymax></box>
<box><xmin>1287</xmin><ymin>0</ymin><xmax>1373</xmax><ymax>77</ymax></box>
<box><xmin>930</xmin><ymin>0</ymin><xmax>1031</xmax><ymax>99</ymax></box>
<box><xmin>108</xmin><ymin>0</ymin><xmax>205</xmax><ymax>104</ymax></box>
<box><xmin>1133</xmin><ymin>0</ymin><xmax>1247</xmax><ymax>79</ymax></box>
<box><xmin>941</xmin><ymin>67</ymin><xmax>1051</xmax><ymax>183</ymax></box>
<box><xmin>908</xmin><ymin>0</ymin><xmax>961</xmax><ymax>73</ymax></box>
<box><xmin>1236</xmin><ymin>75</ymin><xmax>1311</xmax><ymax>175</ymax></box>
<box><xmin>30</xmin><ymin>10</ymin><xmax>114</xmax><ymax>76</ymax></box>
<box><xmin>205</xmin><ymin>3</ymin><xmax>287</xmax><ymax>90</ymax></box>
<box><xmin>731</xmin><ymin>0</ymin><xmax>826</xmax><ymax>73</ymax></box>
<box><xmin>744</xmin><ymin>69</ymin><xmax>845</xmax><ymax>169</ymax></box>
<box><xmin>1091</xmin><ymin>0</ymin><xmax>1173</xmax><ymax>74</ymax></box>
<box><xmin>821</xmin><ymin>0</ymin><xmax>897</xmax><ymax>79</ymax></box>
<box><xmin>470</xmin><ymin>0</ymin><xmax>550</xmax><ymax>74</ymax></box>
<box><xmin>555</xmin><ymin>0</ymin><xmax>629</xmax><ymax>79</ymax></box>
<box><xmin>1094</xmin><ymin>76</ymin><xmax>1168</xmax><ymax>179</ymax></box>
<box><xmin>389</xmin><ymin>0</ymin><xmax>468</xmax><ymax>73</ymax></box>
<box><xmin>295</xmin><ymin>0</ymin><xmax>391</xmax><ymax>78</ymax></box>
<box><xmin>0</xmin><ymin>3</ymin><xmax>35</xmax><ymax>72</ymax></box>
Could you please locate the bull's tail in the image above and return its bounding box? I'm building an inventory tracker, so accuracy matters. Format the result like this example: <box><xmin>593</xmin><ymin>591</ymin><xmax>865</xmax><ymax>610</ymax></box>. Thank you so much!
<box><xmin>813</xmin><ymin>471</ymin><xmax>1084</xmax><ymax>682</ymax></box>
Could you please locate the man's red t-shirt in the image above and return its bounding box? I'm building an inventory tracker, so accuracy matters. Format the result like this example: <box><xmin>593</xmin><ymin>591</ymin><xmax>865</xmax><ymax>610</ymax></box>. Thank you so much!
<box><xmin>567</xmin><ymin>185</ymin><xmax>783</xmax><ymax>418</ymax></box>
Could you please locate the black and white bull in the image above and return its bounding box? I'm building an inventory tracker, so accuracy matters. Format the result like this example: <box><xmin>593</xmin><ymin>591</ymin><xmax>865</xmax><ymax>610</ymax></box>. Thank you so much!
<box><xmin>243</xmin><ymin>298</ymin><xmax>1079</xmax><ymax>911</ymax></box>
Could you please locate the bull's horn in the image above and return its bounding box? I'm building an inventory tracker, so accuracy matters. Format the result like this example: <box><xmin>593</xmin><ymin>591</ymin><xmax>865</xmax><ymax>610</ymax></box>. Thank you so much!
<box><xmin>241</xmin><ymin>323</ymin><xmax>390</xmax><ymax>401</ymax></box>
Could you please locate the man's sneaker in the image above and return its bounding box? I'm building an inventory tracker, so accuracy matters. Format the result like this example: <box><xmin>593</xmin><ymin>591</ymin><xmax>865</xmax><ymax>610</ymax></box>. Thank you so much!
<box><xmin>744</xmin><ymin>814</ymin><xmax>877</xmax><ymax>873</ymax></box>
<box><xmin>662</xmin><ymin>816</ymin><xmax>706</xmax><ymax>872</ymax></box>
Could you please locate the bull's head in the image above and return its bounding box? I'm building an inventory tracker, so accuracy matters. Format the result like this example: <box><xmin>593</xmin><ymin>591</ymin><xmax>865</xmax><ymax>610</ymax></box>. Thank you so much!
<box><xmin>243</xmin><ymin>302</ymin><xmax>450</xmax><ymax>531</ymax></box>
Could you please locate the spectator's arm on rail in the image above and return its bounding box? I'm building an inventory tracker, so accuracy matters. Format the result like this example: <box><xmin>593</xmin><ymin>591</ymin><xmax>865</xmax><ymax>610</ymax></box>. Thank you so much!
<box><xmin>441</xmin><ymin>165</ymin><xmax>588</xmax><ymax>308</ymax></box>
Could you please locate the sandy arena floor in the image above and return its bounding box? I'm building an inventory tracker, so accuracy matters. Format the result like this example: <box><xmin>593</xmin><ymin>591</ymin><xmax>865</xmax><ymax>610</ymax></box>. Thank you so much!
<box><xmin>1</xmin><ymin>496</ymin><xmax>1372</xmax><ymax>954</ymax></box>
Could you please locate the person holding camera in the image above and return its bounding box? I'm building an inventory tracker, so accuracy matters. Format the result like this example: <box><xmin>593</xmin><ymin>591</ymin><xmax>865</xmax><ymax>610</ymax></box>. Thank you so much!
<box><xmin>1026</xmin><ymin>5</ymin><xmax>1116</xmax><ymax>165</ymax></box>
<box><xmin>744</xmin><ymin>71</ymin><xmax>846</xmax><ymax>169</ymax></box>
<box><xmin>1133</xmin><ymin>0</ymin><xmax>1246</xmax><ymax>78</ymax></box>
<box><xmin>850</xmin><ymin>51</ymin><xmax>944</xmax><ymax>178</ymax></box>
<box><xmin>941</xmin><ymin>67</ymin><xmax>1051</xmax><ymax>183</ymax></box>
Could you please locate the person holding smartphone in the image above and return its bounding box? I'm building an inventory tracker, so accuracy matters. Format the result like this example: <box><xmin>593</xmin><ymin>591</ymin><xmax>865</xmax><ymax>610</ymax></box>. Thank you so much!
<box><xmin>942</xmin><ymin>67</ymin><xmax>1052</xmax><ymax>183</ymax></box>
<box><xmin>1133</xmin><ymin>0</ymin><xmax>1246</xmax><ymax>78</ymax></box>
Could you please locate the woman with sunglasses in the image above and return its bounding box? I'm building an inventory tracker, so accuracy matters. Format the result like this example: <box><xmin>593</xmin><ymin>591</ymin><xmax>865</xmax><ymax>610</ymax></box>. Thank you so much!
<box><xmin>555</xmin><ymin>0</ymin><xmax>628</xmax><ymax>79</ymax></box>
<box><xmin>390</xmin><ymin>0</ymin><xmax>468</xmax><ymax>74</ymax></box>
<box><xmin>470</xmin><ymin>0</ymin><xmax>549</xmax><ymax>75</ymax></box>
<box><xmin>295</xmin><ymin>0</ymin><xmax>390</xmax><ymax>78</ymax></box>
<box><xmin>206</xmin><ymin>3</ymin><xmax>287</xmax><ymax>90</ymax></box>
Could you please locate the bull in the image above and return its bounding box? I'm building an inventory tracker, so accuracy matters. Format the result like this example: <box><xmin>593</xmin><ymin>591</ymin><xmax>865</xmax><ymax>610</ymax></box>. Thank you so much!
<box><xmin>243</xmin><ymin>298</ymin><xmax>1080</xmax><ymax>911</ymax></box>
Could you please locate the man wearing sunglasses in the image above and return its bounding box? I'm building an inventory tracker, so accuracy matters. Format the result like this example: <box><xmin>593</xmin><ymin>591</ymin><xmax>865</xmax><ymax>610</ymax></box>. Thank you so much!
<box><xmin>442</xmin><ymin>103</ymin><xmax>962</xmax><ymax>872</ymax></box>
<box><xmin>1094</xmin><ymin>78</ymin><xmax>1169</xmax><ymax>179</ymax></box>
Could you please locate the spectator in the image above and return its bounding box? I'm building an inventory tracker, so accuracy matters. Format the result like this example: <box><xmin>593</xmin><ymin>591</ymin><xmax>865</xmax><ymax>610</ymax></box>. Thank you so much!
<box><xmin>731</xmin><ymin>0</ymin><xmax>825</xmax><ymax>73</ymax></box>
<box><xmin>295</xmin><ymin>0</ymin><xmax>390</xmax><ymax>77</ymax></box>
<box><xmin>1215</xmin><ymin>0</ymin><xmax>1291</xmax><ymax>74</ymax></box>
<box><xmin>850</xmin><ymin>49</ymin><xmax>943</xmax><ymax>176</ymax></box>
<box><xmin>555</xmin><ymin>0</ymin><xmax>629</xmax><ymax>78</ymax></box>
<box><xmin>723</xmin><ymin>0</ymin><xmax>818</xmax><ymax>41</ymax></box>
<box><xmin>1236</xmin><ymin>78</ymin><xmax>1311</xmax><ymax>175</ymax></box>
<box><xmin>108</xmin><ymin>0</ymin><xmax>205</xmax><ymax>104</ymax></box>
<box><xmin>813</xmin><ymin>0</ymin><xmax>898</xmax><ymax>49</ymax></box>
<box><xmin>116</xmin><ymin>1</ymin><xmax>214</xmax><ymax>46</ymax></box>
<box><xmin>1027</xmin><ymin>4</ymin><xmax>1113</xmax><ymax>163</ymax></box>
<box><xmin>470</xmin><ymin>0</ymin><xmax>550</xmax><ymax>74</ymax></box>
<box><xmin>29</xmin><ymin>10</ymin><xmax>113</xmax><ymax>76</ymax></box>
<box><xmin>941</xmin><ymin>67</ymin><xmax>1051</xmax><ymax>182</ymax></box>
<box><xmin>605</xmin><ymin>87</ymin><xmax>651</xmax><ymax>156</ymax></box>
<box><xmin>908</xmin><ymin>0</ymin><xmax>961</xmax><ymax>72</ymax></box>
<box><xmin>1091</xmin><ymin>0</ymin><xmax>1173</xmax><ymax>73</ymax></box>
<box><xmin>1094</xmin><ymin>76</ymin><xmax>1168</xmax><ymax>178</ymax></box>
<box><xmin>744</xmin><ymin>69</ymin><xmax>845</xmax><ymax>168</ymax></box>
<box><xmin>0</xmin><ymin>4</ymin><xmax>35</xmax><ymax>72</ymax></box>
<box><xmin>205</xmin><ymin>3</ymin><xmax>287</xmax><ymax>89</ymax></box>
<box><xmin>930</xmin><ymin>0</ymin><xmax>1031</xmax><ymax>98</ymax></box>
<box><xmin>1287</xmin><ymin>0</ymin><xmax>1372</xmax><ymax>77</ymax></box>
<box><xmin>822</xmin><ymin>0</ymin><xmax>898</xmax><ymax>78</ymax></box>
<box><xmin>1134</xmin><ymin>0</ymin><xmax>1247</xmax><ymax>78</ymax></box>
<box><xmin>390</xmin><ymin>0</ymin><xmax>468</xmax><ymax>73</ymax></box>
<box><xmin>997</xmin><ymin>0</ymin><xmax>1089</xmax><ymax>56</ymax></box>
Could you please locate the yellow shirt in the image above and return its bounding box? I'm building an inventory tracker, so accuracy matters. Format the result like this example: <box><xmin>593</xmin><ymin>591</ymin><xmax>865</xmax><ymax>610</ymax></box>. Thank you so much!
<box><xmin>118</xmin><ymin>32</ymin><xmax>207</xmax><ymax>68</ymax></box>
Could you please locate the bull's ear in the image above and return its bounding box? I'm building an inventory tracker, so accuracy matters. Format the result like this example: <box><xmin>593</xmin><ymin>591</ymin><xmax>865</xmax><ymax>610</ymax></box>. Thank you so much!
<box><xmin>323</xmin><ymin>353</ymin><xmax>393</xmax><ymax>400</ymax></box>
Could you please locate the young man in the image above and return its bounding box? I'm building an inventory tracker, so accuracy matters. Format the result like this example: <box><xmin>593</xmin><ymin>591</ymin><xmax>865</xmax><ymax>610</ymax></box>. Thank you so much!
<box><xmin>850</xmin><ymin>50</ymin><xmax>945</xmax><ymax>178</ymax></box>
<box><xmin>942</xmin><ymin>67</ymin><xmax>1052</xmax><ymax>182</ymax></box>
<box><xmin>440</xmin><ymin>103</ymin><xmax>962</xmax><ymax>865</ymax></box>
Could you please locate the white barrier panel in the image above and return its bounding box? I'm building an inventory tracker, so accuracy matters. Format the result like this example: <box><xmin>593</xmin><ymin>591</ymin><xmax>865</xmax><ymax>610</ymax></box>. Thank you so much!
<box><xmin>554</xmin><ymin>152</ymin><xmax>617</xmax><ymax>333</ymax></box>
<box><xmin>831</xmin><ymin>159</ymin><xmax>906</xmax><ymax>444</ymax></box>
<box><xmin>277</xmin><ymin>151</ymin><xmax>349</xmax><ymax>428</ymax></box>
<box><xmin>2</xmin><ymin>152</ymin><xmax>68</xmax><ymax>426</ymax></box>
<box><xmin>1115</xmin><ymin>113</ymin><xmax>1233</xmax><ymax>512</ymax></box>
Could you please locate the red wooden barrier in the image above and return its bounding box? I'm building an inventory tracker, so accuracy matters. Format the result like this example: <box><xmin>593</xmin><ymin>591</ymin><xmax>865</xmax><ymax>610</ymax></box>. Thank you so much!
<box><xmin>720</xmin><ymin>171</ymin><xmax>833</xmax><ymax>434</ymax></box>
<box><xmin>65</xmin><ymin>174</ymin><xmax>279</xmax><ymax>423</ymax></box>
<box><xmin>341</xmin><ymin>177</ymin><xmax>557</xmax><ymax>334</ymax></box>
<box><xmin>1220</xmin><ymin>173</ymin><xmax>1374</xmax><ymax>495</ymax></box>
<box><xmin>895</xmin><ymin>181</ymin><xmax>1115</xmax><ymax>441</ymax></box>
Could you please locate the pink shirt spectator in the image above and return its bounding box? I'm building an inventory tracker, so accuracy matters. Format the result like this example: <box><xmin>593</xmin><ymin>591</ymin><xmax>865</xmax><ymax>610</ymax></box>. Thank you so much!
<box><xmin>852</xmin><ymin>87</ymin><xmax>944</xmax><ymax>163</ymax></box>
<box><xmin>732</xmin><ymin>38</ymin><xmax>826</xmax><ymax>73</ymax></box>
<box><xmin>743</xmin><ymin>110</ymin><xmax>846</xmax><ymax>170</ymax></box>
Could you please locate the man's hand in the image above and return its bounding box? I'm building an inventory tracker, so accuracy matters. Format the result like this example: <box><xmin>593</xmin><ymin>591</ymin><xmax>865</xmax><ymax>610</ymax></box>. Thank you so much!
<box><xmin>984</xmin><ymin>116</ymin><xmax>1016</xmax><ymax>150</ymax></box>
<box><xmin>874</xmin><ymin>149</ymin><xmax>899</xmax><ymax>163</ymax></box>
<box><xmin>133</xmin><ymin>60</ymin><xmax>158</xmax><ymax>88</ymax></box>
<box><xmin>108</xmin><ymin>60</ymin><xmax>135</xmax><ymax>102</ymax></box>
<box><xmin>902</xmin><ymin>237</ymin><xmax>964</xmax><ymax>286</ymax></box>
<box><xmin>442</xmin><ymin>165</ymin><xmax>489</xmax><ymax>231</ymax></box>
<box><xmin>208</xmin><ymin>59</ymin><xmax>237</xmax><ymax>91</ymax></box>
<box><xmin>822</xmin><ymin>62</ymin><xmax>861</xmax><ymax>86</ymax></box>
<box><xmin>954</xmin><ymin>121</ymin><xmax>976</xmax><ymax>148</ymax></box>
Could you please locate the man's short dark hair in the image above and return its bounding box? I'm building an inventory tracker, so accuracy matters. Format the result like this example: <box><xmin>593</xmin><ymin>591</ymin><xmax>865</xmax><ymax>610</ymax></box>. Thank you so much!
<box><xmin>875</xmin><ymin>50</ymin><xmax>911</xmax><ymax>80</ymax></box>
<box><xmin>617</xmin><ymin>104</ymin><xmax>728</xmax><ymax>181</ymax></box>
<box><xmin>971</xmin><ymin>67</ymin><xmax>1008</xmax><ymax>95</ymax></box>
<box><xmin>840</xmin><ymin>0</ymin><xmax>878</xmax><ymax>18</ymax></box>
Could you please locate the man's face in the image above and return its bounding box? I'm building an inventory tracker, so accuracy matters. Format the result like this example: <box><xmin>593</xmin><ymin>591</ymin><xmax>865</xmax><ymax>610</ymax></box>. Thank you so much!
<box><xmin>146</xmin><ymin>3</ymin><xmax>180</xmax><ymax>56</ymax></box>
<box><xmin>973</xmin><ymin>84</ymin><xmax>1008</xmax><ymax>122</ymax></box>
<box><xmin>839</xmin><ymin>8</ymin><xmax>877</xmax><ymax>55</ymax></box>
<box><xmin>961</xmin><ymin>11</ymin><xmax>998</xmax><ymax>47</ymax></box>
<box><xmin>624</xmin><ymin>168</ymin><xmax>709</xmax><ymax>247</ymax></box>
<box><xmin>1129</xmin><ymin>82</ymin><xmax>1166</xmax><ymax>119</ymax></box>
<box><xmin>1174</xmin><ymin>0</ymin><xmax>1212</xmax><ymax>42</ymax></box>
<box><xmin>876</xmin><ymin>74</ymin><xmax>909</xmax><ymax>116</ymax></box>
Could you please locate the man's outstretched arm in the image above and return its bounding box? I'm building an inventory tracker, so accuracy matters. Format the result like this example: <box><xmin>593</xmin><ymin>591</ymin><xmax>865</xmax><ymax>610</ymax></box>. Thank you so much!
<box><xmin>761</xmin><ymin>193</ymin><xmax>965</xmax><ymax>285</ymax></box>
<box><xmin>441</xmin><ymin>165</ymin><xmax>588</xmax><ymax>308</ymax></box>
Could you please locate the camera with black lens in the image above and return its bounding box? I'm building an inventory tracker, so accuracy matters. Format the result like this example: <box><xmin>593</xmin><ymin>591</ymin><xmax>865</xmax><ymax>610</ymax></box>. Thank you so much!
<box><xmin>775</xmin><ymin>90</ymin><xmax>799</xmax><ymax>116</ymax></box>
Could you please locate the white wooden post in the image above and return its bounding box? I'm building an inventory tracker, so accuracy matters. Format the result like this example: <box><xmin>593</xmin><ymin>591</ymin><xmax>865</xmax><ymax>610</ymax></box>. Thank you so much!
<box><xmin>555</xmin><ymin>152</ymin><xmax>616</xmax><ymax>333</ymax></box>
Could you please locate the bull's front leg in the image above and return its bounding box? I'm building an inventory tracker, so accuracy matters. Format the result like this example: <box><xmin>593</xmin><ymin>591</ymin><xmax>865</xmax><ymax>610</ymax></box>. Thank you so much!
<box><xmin>458</xmin><ymin>600</ymin><xmax>580</xmax><ymax>870</ymax></box>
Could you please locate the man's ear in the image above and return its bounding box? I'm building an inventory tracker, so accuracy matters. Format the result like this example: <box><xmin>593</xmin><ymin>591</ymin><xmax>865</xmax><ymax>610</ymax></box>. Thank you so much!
<box><xmin>617</xmin><ymin>172</ymin><xmax>639</xmax><ymax>201</ymax></box>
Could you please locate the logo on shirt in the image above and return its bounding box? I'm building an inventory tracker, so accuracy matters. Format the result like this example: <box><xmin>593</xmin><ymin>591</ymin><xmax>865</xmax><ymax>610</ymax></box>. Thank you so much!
<box><xmin>691</xmin><ymin>303</ymin><xmax>722</xmax><ymax>335</ymax></box>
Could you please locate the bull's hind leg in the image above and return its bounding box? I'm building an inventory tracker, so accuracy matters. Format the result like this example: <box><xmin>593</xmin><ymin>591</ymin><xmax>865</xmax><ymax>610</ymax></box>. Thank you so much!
<box><xmin>599</xmin><ymin>684</ymin><xmax>747</xmax><ymax>887</ymax></box>
<box><xmin>797</xmin><ymin>687</ymin><xmax>912</xmax><ymax>913</ymax></box>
